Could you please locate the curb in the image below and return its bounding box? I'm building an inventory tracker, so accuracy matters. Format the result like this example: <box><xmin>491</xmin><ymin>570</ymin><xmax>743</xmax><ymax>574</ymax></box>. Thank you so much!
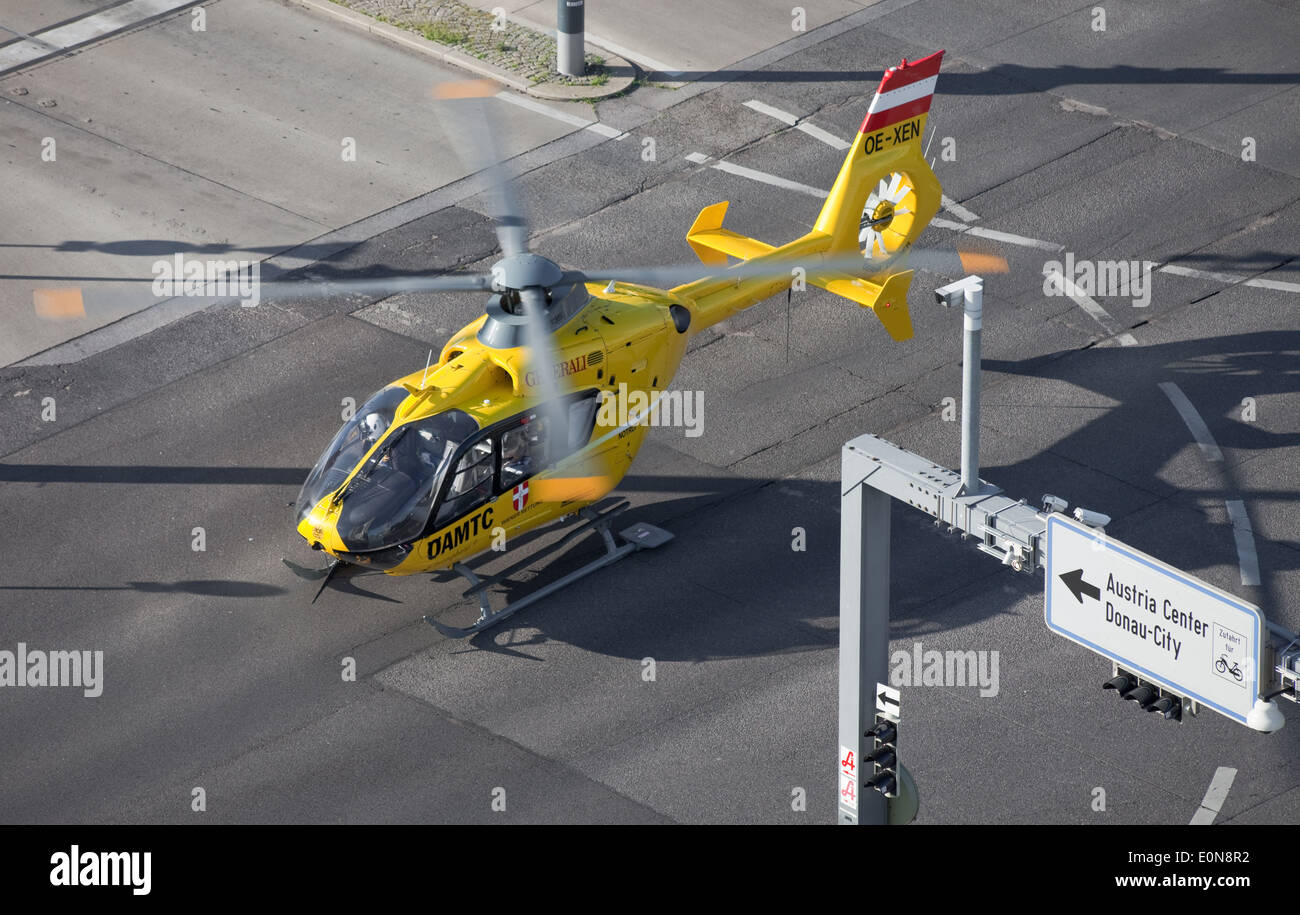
<box><xmin>289</xmin><ymin>0</ymin><xmax>636</xmax><ymax>100</ymax></box>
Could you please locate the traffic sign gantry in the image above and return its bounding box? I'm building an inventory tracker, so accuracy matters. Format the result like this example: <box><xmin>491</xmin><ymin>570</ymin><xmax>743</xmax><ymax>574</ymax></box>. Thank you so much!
<box><xmin>1045</xmin><ymin>514</ymin><xmax>1267</xmax><ymax>728</ymax></box>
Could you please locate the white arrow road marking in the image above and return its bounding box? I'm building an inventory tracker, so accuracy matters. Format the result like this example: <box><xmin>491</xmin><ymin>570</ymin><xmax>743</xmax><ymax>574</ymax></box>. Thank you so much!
<box><xmin>1190</xmin><ymin>766</ymin><xmax>1236</xmax><ymax>824</ymax></box>
<box><xmin>1225</xmin><ymin>500</ymin><xmax>1261</xmax><ymax>586</ymax></box>
<box><xmin>1158</xmin><ymin>382</ymin><xmax>1224</xmax><ymax>462</ymax></box>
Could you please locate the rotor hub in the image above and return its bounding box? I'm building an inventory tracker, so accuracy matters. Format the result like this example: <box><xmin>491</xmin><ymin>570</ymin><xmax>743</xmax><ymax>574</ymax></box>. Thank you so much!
<box><xmin>490</xmin><ymin>253</ymin><xmax>565</xmax><ymax>292</ymax></box>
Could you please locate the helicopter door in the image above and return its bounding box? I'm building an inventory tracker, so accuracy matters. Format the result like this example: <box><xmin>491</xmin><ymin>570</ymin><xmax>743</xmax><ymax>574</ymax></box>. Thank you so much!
<box><xmin>432</xmin><ymin>435</ymin><xmax>496</xmax><ymax>529</ymax></box>
<box><xmin>499</xmin><ymin>390</ymin><xmax>601</xmax><ymax>492</ymax></box>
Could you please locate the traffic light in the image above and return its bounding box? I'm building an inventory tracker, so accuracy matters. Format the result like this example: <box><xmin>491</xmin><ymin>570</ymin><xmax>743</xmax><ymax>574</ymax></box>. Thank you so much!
<box><xmin>1122</xmin><ymin>684</ymin><xmax>1159</xmax><ymax>707</ymax></box>
<box><xmin>1103</xmin><ymin>670</ymin><xmax>1182</xmax><ymax>721</ymax></box>
<box><xmin>1147</xmin><ymin>696</ymin><xmax>1182</xmax><ymax>720</ymax></box>
<box><xmin>864</xmin><ymin>715</ymin><xmax>898</xmax><ymax>797</ymax></box>
<box><xmin>1103</xmin><ymin>673</ymin><xmax>1136</xmax><ymax>693</ymax></box>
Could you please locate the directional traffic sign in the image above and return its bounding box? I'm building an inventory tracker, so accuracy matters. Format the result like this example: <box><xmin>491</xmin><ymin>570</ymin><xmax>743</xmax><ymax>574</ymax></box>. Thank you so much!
<box><xmin>1045</xmin><ymin>514</ymin><xmax>1264</xmax><ymax>726</ymax></box>
<box><xmin>876</xmin><ymin>682</ymin><xmax>900</xmax><ymax>719</ymax></box>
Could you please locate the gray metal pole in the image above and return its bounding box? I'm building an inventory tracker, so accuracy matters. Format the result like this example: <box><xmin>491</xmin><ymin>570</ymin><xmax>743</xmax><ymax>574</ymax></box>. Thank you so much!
<box><xmin>959</xmin><ymin>277</ymin><xmax>984</xmax><ymax>494</ymax></box>
<box><xmin>838</xmin><ymin>450</ymin><xmax>890</xmax><ymax>825</ymax></box>
<box><xmin>557</xmin><ymin>0</ymin><xmax>585</xmax><ymax>77</ymax></box>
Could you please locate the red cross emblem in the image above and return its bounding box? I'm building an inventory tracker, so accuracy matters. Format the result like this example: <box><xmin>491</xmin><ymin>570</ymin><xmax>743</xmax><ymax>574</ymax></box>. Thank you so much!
<box><xmin>512</xmin><ymin>481</ymin><xmax>529</xmax><ymax>511</ymax></box>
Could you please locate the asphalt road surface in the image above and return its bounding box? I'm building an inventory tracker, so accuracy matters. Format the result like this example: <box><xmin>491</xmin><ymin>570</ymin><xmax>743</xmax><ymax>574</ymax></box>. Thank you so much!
<box><xmin>1</xmin><ymin>0</ymin><xmax>1299</xmax><ymax>824</ymax></box>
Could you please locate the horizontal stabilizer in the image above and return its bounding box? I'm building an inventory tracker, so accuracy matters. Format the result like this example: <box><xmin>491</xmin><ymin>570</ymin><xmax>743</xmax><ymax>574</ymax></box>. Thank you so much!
<box><xmin>686</xmin><ymin>201</ymin><xmax>775</xmax><ymax>266</ymax></box>
<box><xmin>811</xmin><ymin>269</ymin><xmax>915</xmax><ymax>341</ymax></box>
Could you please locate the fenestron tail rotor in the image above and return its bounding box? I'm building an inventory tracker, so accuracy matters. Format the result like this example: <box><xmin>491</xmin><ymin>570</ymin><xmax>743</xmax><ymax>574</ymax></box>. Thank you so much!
<box><xmin>860</xmin><ymin>171</ymin><xmax>918</xmax><ymax>259</ymax></box>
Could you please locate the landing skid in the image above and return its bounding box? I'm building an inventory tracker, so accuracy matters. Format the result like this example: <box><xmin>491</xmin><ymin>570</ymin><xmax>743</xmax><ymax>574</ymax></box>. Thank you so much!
<box><xmin>424</xmin><ymin>501</ymin><xmax>673</xmax><ymax>638</ymax></box>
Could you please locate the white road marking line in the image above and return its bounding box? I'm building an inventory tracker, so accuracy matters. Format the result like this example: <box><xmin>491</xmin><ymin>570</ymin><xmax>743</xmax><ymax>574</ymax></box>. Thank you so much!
<box><xmin>494</xmin><ymin>92</ymin><xmax>626</xmax><ymax>140</ymax></box>
<box><xmin>743</xmin><ymin>99</ymin><xmax>798</xmax><ymax>126</ymax></box>
<box><xmin>1159</xmin><ymin>382</ymin><xmax>1224</xmax><ymax>462</ymax></box>
<box><xmin>742</xmin><ymin>99</ymin><xmax>851</xmax><ymax>150</ymax></box>
<box><xmin>932</xmin><ymin>217</ymin><xmax>1060</xmax><ymax>251</ymax></box>
<box><xmin>1046</xmin><ymin>270</ymin><xmax>1115</xmax><ymax>327</ymax></box>
<box><xmin>798</xmin><ymin>121</ymin><xmax>851</xmax><ymax>151</ymax></box>
<box><xmin>0</xmin><ymin>0</ymin><xmax>197</xmax><ymax>73</ymax></box>
<box><xmin>1225</xmin><ymin>500</ymin><xmax>1261</xmax><ymax>586</ymax></box>
<box><xmin>1244</xmin><ymin>277</ymin><xmax>1300</xmax><ymax>293</ymax></box>
<box><xmin>941</xmin><ymin>196</ymin><xmax>979</xmax><ymax>223</ymax></box>
<box><xmin>684</xmin><ymin>153</ymin><xmax>828</xmax><ymax>198</ymax></box>
<box><xmin>1160</xmin><ymin>263</ymin><xmax>1300</xmax><ymax>294</ymax></box>
<box><xmin>1045</xmin><ymin>270</ymin><xmax>1137</xmax><ymax>345</ymax></box>
<box><xmin>1189</xmin><ymin>766</ymin><xmax>1236</xmax><ymax>825</ymax></box>
<box><xmin>1158</xmin><ymin>263</ymin><xmax>1247</xmax><ymax>285</ymax></box>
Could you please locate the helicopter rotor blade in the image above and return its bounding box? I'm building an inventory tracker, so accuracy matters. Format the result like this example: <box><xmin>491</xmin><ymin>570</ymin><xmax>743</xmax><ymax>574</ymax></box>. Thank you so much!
<box><xmin>20</xmin><ymin>269</ymin><xmax>499</xmax><ymax>320</ymax></box>
<box><xmin>568</xmin><ymin>244</ymin><xmax>1011</xmax><ymax>291</ymax></box>
<box><xmin>431</xmin><ymin>80</ymin><xmax>530</xmax><ymax>258</ymax></box>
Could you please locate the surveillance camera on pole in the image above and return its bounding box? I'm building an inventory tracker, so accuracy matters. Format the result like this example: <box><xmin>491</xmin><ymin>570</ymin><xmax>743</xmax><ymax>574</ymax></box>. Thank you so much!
<box><xmin>1041</xmin><ymin>494</ymin><xmax>1068</xmax><ymax>515</ymax></box>
<box><xmin>1072</xmin><ymin>507</ymin><xmax>1110</xmax><ymax>528</ymax></box>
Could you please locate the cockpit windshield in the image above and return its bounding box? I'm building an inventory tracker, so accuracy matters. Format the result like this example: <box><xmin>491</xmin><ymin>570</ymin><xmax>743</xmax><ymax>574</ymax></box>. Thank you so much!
<box><xmin>295</xmin><ymin>389</ymin><xmax>480</xmax><ymax>550</ymax></box>
<box><xmin>295</xmin><ymin>386</ymin><xmax>408</xmax><ymax>525</ymax></box>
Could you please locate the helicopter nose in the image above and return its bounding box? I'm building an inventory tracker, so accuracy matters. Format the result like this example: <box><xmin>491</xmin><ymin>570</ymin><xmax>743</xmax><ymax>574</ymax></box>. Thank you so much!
<box><xmin>297</xmin><ymin>508</ymin><xmax>346</xmax><ymax>554</ymax></box>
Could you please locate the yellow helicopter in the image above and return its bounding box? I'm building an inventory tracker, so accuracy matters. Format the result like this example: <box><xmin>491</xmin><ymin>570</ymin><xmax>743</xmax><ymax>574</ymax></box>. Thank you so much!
<box><xmin>30</xmin><ymin>50</ymin><xmax>1002</xmax><ymax>635</ymax></box>
<box><xmin>286</xmin><ymin>49</ymin><xmax>1012</xmax><ymax>635</ymax></box>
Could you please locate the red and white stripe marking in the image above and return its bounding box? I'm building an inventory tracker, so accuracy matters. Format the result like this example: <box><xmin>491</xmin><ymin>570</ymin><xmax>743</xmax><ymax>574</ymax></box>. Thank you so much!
<box><xmin>860</xmin><ymin>50</ymin><xmax>944</xmax><ymax>134</ymax></box>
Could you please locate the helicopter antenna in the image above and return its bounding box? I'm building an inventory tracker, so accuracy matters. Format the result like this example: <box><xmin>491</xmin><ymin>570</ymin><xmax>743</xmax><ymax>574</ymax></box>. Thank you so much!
<box><xmin>420</xmin><ymin>348</ymin><xmax>433</xmax><ymax>389</ymax></box>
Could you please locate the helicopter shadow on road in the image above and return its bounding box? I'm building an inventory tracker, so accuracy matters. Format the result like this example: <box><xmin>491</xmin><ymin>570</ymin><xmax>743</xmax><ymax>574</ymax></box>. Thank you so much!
<box><xmin>454</xmin><ymin>330</ymin><xmax>1300</xmax><ymax>661</ymax></box>
<box><xmin>0</xmin><ymin>580</ymin><xmax>287</xmax><ymax>598</ymax></box>
<box><xmin>446</xmin><ymin>470</ymin><xmax>1042</xmax><ymax>662</ymax></box>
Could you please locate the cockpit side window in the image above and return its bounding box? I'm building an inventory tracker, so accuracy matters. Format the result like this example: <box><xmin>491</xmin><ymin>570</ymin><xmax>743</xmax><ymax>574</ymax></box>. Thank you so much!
<box><xmin>500</xmin><ymin>419</ymin><xmax>548</xmax><ymax>491</ymax></box>
<box><xmin>433</xmin><ymin>436</ymin><xmax>496</xmax><ymax>528</ymax></box>
<box><xmin>499</xmin><ymin>389</ymin><xmax>599</xmax><ymax>493</ymax></box>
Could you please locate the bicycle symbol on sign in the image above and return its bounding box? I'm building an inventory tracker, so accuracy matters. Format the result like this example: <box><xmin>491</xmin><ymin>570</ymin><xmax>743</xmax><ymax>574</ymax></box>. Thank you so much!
<box><xmin>1215</xmin><ymin>655</ymin><xmax>1243</xmax><ymax>682</ymax></box>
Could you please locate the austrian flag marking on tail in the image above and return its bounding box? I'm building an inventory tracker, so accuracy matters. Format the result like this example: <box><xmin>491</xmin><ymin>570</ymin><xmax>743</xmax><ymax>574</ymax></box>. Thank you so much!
<box><xmin>860</xmin><ymin>50</ymin><xmax>944</xmax><ymax>141</ymax></box>
<box><xmin>512</xmin><ymin>482</ymin><xmax>529</xmax><ymax>512</ymax></box>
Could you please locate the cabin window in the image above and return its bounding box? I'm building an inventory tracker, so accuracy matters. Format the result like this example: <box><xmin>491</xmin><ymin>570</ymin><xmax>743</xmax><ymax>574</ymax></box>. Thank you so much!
<box><xmin>434</xmin><ymin>436</ymin><xmax>496</xmax><ymax>528</ymax></box>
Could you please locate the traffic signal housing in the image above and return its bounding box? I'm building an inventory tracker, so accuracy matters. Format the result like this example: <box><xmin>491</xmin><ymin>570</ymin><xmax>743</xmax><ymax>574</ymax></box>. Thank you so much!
<box><xmin>864</xmin><ymin>715</ymin><xmax>899</xmax><ymax>797</ymax></box>
<box><xmin>1103</xmin><ymin>669</ymin><xmax>1182</xmax><ymax>722</ymax></box>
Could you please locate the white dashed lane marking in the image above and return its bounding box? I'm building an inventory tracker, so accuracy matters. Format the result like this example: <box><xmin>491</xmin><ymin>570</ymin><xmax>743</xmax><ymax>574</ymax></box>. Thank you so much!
<box><xmin>1158</xmin><ymin>382</ymin><xmax>1224</xmax><ymax>462</ymax></box>
<box><xmin>1225</xmin><ymin>500</ymin><xmax>1261</xmax><ymax>587</ymax></box>
<box><xmin>1159</xmin><ymin>263</ymin><xmax>1300</xmax><ymax>294</ymax></box>
<box><xmin>1190</xmin><ymin>767</ymin><xmax>1237</xmax><ymax>825</ymax></box>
